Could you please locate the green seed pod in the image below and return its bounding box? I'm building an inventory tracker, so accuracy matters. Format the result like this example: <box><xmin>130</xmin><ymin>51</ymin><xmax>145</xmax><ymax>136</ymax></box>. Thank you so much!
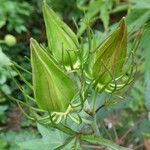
<box><xmin>4</xmin><ymin>34</ymin><xmax>17</xmax><ymax>47</ymax></box>
<box><xmin>30</xmin><ymin>38</ymin><xmax>76</xmax><ymax>112</ymax></box>
<box><xmin>43</xmin><ymin>2</ymin><xmax>79</xmax><ymax>66</ymax></box>
<box><xmin>92</xmin><ymin>17</ymin><xmax>127</xmax><ymax>91</ymax></box>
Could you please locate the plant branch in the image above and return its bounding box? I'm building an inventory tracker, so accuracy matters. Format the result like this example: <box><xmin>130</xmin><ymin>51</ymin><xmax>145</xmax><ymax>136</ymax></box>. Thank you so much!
<box><xmin>80</xmin><ymin>134</ymin><xmax>131</xmax><ymax>150</ymax></box>
<box><xmin>92</xmin><ymin>114</ymin><xmax>101</xmax><ymax>136</ymax></box>
<box><xmin>91</xmin><ymin>90</ymin><xmax>101</xmax><ymax>136</ymax></box>
<box><xmin>82</xmin><ymin>144</ymin><xmax>103</xmax><ymax>149</ymax></box>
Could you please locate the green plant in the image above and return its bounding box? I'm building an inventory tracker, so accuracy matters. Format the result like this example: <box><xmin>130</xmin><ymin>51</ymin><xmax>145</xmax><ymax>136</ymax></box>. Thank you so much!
<box><xmin>0</xmin><ymin>35</ymin><xmax>17</xmax><ymax>99</ymax></box>
<box><xmin>0</xmin><ymin>35</ymin><xmax>17</xmax><ymax>126</ymax></box>
<box><xmin>111</xmin><ymin>0</ymin><xmax>150</xmax><ymax>118</ymax></box>
<box><xmin>77</xmin><ymin>0</ymin><xmax>119</xmax><ymax>36</ymax></box>
<box><xmin>11</xmin><ymin>1</ymin><xmax>138</xmax><ymax>150</ymax></box>
<box><xmin>0</xmin><ymin>0</ymin><xmax>33</xmax><ymax>33</ymax></box>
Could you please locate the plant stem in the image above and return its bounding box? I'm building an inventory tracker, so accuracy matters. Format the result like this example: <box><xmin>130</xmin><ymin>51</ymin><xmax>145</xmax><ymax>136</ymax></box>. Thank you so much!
<box><xmin>92</xmin><ymin>113</ymin><xmax>100</xmax><ymax>136</ymax></box>
<box><xmin>92</xmin><ymin>90</ymin><xmax>97</xmax><ymax>112</ymax></box>
<box><xmin>80</xmin><ymin>134</ymin><xmax>131</xmax><ymax>150</ymax></box>
<box><xmin>91</xmin><ymin>90</ymin><xmax>100</xmax><ymax>136</ymax></box>
<box><xmin>82</xmin><ymin>144</ymin><xmax>102</xmax><ymax>149</ymax></box>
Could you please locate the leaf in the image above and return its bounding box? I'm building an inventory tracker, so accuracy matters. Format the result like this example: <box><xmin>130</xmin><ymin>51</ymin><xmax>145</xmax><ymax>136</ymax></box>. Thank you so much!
<box><xmin>100</xmin><ymin>0</ymin><xmax>114</xmax><ymax>31</ymax></box>
<box><xmin>110</xmin><ymin>4</ymin><xmax>129</xmax><ymax>14</ymax></box>
<box><xmin>100</xmin><ymin>4</ymin><xmax>109</xmax><ymax>31</ymax></box>
<box><xmin>77</xmin><ymin>0</ymin><xmax>104</xmax><ymax>36</ymax></box>
<box><xmin>0</xmin><ymin>130</ymin><xmax>38</xmax><ymax>150</ymax></box>
<box><xmin>43</xmin><ymin>2</ymin><xmax>79</xmax><ymax>66</ymax></box>
<box><xmin>127</xmin><ymin>9</ymin><xmax>150</xmax><ymax>33</ymax></box>
<box><xmin>30</xmin><ymin>38</ymin><xmax>76</xmax><ymax>112</ymax></box>
<box><xmin>0</xmin><ymin>139</ymin><xmax>7</xmax><ymax>150</ymax></box>
<box><xmin>19</xmin><ymin>124</ymin><xmax>69</xmax><ymax>150</ymax></box>
<box><xmin>129</xmin><ymin>0</ymin><xmax>150</xmax><ymax>9</ymax></box>
<box><xmin>0</xmin><ymin>48</ymin><xmax>11</xmax><ymax>67</ymax></box>
<box><xmin>78</xmin><ymin>0</ymin><xmax>114</xmax><ymax>36</ymax></box>
<box><xmin>37</xmin><ymin>124</ymin><xmax>64</xmax><ymax>144</ymax></box>
<box><xmin>0</xmin><ymin>17</ymin><xmax>6</xmax><ymax>28</ymax></box>
<box><xmin>80</xmin><ymin>135</ymin><xmax>131</xmax><ymax>150</ymax></box>
<box><xmin>141</xmin><ymin>25</ymin><xmax>150</xmax><ymax>115</ymax></box>
<box><xmin>138</xmin><ymin>120</ymin><xmax>150</xmax><ymax>137</ymax></box>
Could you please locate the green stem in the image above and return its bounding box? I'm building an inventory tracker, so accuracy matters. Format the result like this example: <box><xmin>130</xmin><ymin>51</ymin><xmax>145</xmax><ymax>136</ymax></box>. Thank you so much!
<box><xmin>91</xmin><ymin>90</ymin><xmax>100</xmax><ymax>136</ymax></box>
<box><xmin>92</xmin><ymin>114</ymin><xmax>100</xmax><ymax>136</ymax></box>
<box><xmin>80</xmin><ymin>134</ymin><xmax>131</xmax><ymax>150</ymax></box>
<box><xmin>92</xmin><ymin>90</ymin><xmax>98</xmax><ymax>112</ymax></box>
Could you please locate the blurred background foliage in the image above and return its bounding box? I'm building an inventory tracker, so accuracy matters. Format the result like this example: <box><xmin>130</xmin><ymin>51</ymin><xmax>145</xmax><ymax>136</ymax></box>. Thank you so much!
<box><xmin>0</xmin><ymin>0</ymin><xmax>150</xmax><ymax>149</ymax></box>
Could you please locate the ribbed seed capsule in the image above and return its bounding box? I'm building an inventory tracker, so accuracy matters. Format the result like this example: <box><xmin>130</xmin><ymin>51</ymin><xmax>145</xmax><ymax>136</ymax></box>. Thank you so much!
<box><xmin>92</xmin><ymin>17</ymin><xmax>127</xmax><ymax>91</ymax></box>
<box><xmin>30</xmin><ymin>38</ymin><xmax>76</xmax><ymax>112</ymax></box>
<box><xmin>43</xmin><ymin>2</ymin><xmax>79</xmax><ymax>66</ymax></box>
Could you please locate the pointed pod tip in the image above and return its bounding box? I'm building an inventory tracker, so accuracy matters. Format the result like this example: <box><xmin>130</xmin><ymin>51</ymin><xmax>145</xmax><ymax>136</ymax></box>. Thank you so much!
<box><xmin>30</xmin><ymin>38</ymin><xmax>39</xmax><ymax>53</ymax></box>
<box><xmin>30</xmin><ymin>38</ymin><xmax>38</xmax><ymax>45</ymax></box>
<box><xmin>30</xmin><ymin>38</ymin><xmax>35</xmax><ymax>47</ymax></box>
<box><xmin>30</xmin><ymin>38</ymin><xmax>34</xmax><ymax>43</ymax></box>
<box><xmin>42</xmin><ymin>0</ymin><xmax>53</xmax><ymax>17</ymax></box>
<box><xmin>43</xmin><ymin>0</ymin><xmax>47</xmax><ymax>4</ymax></box>
<box><xmin>42</xmin><ymin>0</ymin><xmax>48</xmax><ymax>13</ymax></box>
<box><xmin>43</xmin><ymin>0</ymin><xmax>47</xmax><ymax>8</ymax></box>
<box><xmin>120</xmin><ymin>17</ymin><xmax>126</xmax><ymax>25</ymax></box>
<box><xmin>119</xmin><ymin>17</ymin><xmax>127</xmax><ymax>30</ymax></box>
<box><xmin>42</xmin><ymin>0</ymin><xmax>52</xmax><ymax>9</ymax></box>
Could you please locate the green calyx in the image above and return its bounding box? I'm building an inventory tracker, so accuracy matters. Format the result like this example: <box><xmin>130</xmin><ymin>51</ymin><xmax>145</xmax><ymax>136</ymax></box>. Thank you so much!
<box><xmin>30</xmin><ymin>38</ymin><xmax>77</xmax><ymax>112</ymax></box>
<box><xmin>43</xmin><ymin>2</ymin><xmax>79</xmax><ymax>66</ymax></box>
<box><xmin>92</xmin><ymin>17</ymin><xmax>127</xmax><ymax>92</ymax></box>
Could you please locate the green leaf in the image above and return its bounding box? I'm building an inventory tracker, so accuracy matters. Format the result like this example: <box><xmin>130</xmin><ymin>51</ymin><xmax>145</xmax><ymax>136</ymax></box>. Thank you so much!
<box><xmin>30</xmin><ymin>38</ymin><xmax>76</xmax><ymax>112</ymax></box>
<box><xmin>127</xmin><ymin>9</ymin><xmax>150</xmax><ymax>33</ymax></box>
<box><xmin>130</xmin><ymin>0</ymin><xmax>150</xmax><ymax>9</ymax></box>
<box><xmin>141</xmin><ymin>25</ymin><xmax>150</xmax><ymax>115</ymax></box>
<box><xmin>19</xmin><ymin>124</ymin><xmax>70</xmax><ymax>150</ymax></box>
<box><xmin>0</xmin><ymin>17</ymin><xmax>6</xmax><ymax>28</ymax></box>
<box><xmin>78</xmin><ymin>0</ymin><xmax>114</xmax><ymax>36</ymax></box>
<box><xmin>0</xmin><ymin>48</ymin><xmax>11</xmax><ymax>67</ymax></box>
<box><xmin>100</xmin><ymin>4</ymin><xmax>109</xmax><ymax>31</ymax></box>
<box><xmin>1</xmin><ymin>130</ymin><xmax>38</xmax><ymax>150</ymax></box>
<box><xmin>80</xmin><ymin>135</ymin><xmax>131</xmax><ymax>150</ymax></box>
<box><xmin>77</xmin><ymin>0</ymin><xmax>104</xmax><ymax>36</ymax></box>
<box><xmin>43</xmin><ymin>2</ymin><xmax>79</xmax><ymax>66</ymax></box>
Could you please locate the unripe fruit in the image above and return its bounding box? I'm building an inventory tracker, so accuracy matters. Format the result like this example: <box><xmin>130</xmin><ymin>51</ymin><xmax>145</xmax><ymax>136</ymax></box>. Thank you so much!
<box><xmin>30</xmin><ymin>38</ymin><xmax>76</xmax><ymax>112</ymax></box>
<box><xmin>43</xmin><ymin>3</ymin><xmax>79</xmax><ymax>66</ymax></box>
<box><xmin>92</xmin><ymin>17</ymin><xmax>127</xmax><ymax>92</ymax></box>
<box><xmin>4</xmin><ymin>34</ymin><xmax>17</xmax><ymax>47</ymax></box>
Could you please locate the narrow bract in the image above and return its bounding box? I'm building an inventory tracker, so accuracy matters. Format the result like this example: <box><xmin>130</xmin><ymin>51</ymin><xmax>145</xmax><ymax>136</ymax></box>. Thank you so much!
<box><xmin>43</xmin><ymin>2</ymin><xmax>79</xmax><ymax>66</ymax></box>
<box><xmin>30</xmin><ymin>38</ymin><xmax>76</xmax><ymax>112</ymax></box>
